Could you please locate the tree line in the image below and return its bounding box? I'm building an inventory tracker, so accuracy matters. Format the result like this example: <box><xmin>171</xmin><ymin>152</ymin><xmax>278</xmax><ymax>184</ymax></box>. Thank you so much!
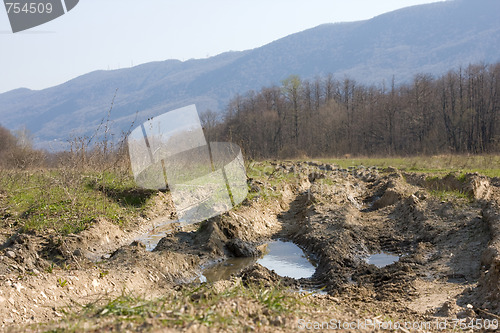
<box><xmin>0</xmin><ymin>125</ymin><xmax>45</xmax><ymax>168</ymax></box>
<box><xmin>2</xmin><ymin>61</ymin><xmax>499</xmax><ymax>169</ymax></box>
<box><xmin>0</xmin><ymin>123</ymin><xmax>129</xmax><ymax>171</ymax></box>
<box><xmin>204</xmin><ymin>62</ymin><xmax>500</xmax><ymax>159</ymax></box>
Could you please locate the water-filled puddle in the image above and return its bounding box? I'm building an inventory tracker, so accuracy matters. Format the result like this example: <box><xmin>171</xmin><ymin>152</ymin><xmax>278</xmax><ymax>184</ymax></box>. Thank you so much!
<box><xmin>257</xmin><ymin>240</ymin><xmax>316</xmax><ymax>279</ymax></box>
<box><xmin>136</xmin><ymin>220</ymin><xmax>179</xmax><ymax>251</ymax></box>
<box><xmin>201</xmin><ymin>240</ymin><xmax>316</xmax><ymax>283</ymax></box>
<box><xmin>366</xmin><ymin>252</ymin><xmax>400</xmax><ymax>268</ymax></box>
<box><xmin>137</xmin><ymin>224</ymin><xmax>317</xmax><ymax>282</ymax></box>
<box><xmin>202</xmin><ymin>257</ymin><xmax>257</xmax><ymax>283</ymax></box>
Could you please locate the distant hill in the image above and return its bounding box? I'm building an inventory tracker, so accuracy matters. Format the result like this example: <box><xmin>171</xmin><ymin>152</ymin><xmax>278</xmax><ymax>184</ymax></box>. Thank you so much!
<box><xmin>1</xmin><ymin>0</ymin><xmax>499</xmax><ymax>149</ymax></box>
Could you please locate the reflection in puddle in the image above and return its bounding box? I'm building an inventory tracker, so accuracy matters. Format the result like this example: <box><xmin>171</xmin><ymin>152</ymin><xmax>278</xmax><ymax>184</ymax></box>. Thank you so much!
<box><xmin>201</xmin><ymin>240</ymin><xmax>316</xmax><ymax>283</ymax></box>
<box><xmin>138</xmin><ymin>223</ymin><xmax>317</xmax><ymax>283</ymax></box>
<box><xmin>202</xmin><ymin>257</ymin><xmax>257</xmax><ymax>283</ymax></box>
<box><xmin>136</xmin><ymin>220</ymin><xmax>179</xmax><ymax>251</ymax></box>
<box><xmin>366</xmin><ymin>252</ymin><xmax>400</xmax><ymax>268</ymax></box>
<box><xmin>257</xmin><ymin>241</ymin><xmax>316</xmax><ymax>279</ymax></box>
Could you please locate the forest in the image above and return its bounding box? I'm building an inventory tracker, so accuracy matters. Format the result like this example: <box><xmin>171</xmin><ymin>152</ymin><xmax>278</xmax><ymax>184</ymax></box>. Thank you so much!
<box><xmin>203</xmin><ymin>62</ymin><xmax>500</xmax><ymax>159</ymax></box>
<box><xmin>1</xmin><ymin>62</ymin><xmax>499</xmax><ymax>167</ymax></box>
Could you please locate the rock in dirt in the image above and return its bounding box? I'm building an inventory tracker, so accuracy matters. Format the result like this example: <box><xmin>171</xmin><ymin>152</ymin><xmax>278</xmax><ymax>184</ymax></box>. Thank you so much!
<box><xmin>5</xmin><ymin>250</ymin><xmax>16</xmax><ymax>259</ymax></box>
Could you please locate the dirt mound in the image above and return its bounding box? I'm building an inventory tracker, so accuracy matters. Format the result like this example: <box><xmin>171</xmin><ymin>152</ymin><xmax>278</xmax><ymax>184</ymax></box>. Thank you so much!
<box><xmin>154</xmin><ymin>219</ymin><xmax>228</xmax><ymax>258</ymax></box>
<box><xmin>474</xmin><ymin>203</ymin><xmax>500</xmax><ymax>315</ymax></box>
<box><xmin>404</xmin><ymin>172</ymin><xmax>494</xmax><ymax>200</ymax></box>
<box><xmin>0</xmin><ymin>231</ymin><xmax>82</xmax><ymax>276</ymax></box>
<box><xmin>239</xmin><ymin>264</ymin><xmax>299</xmax><ymax>289</ymax></box>
<box><xmin>369</xmin><ymin>173</ymin><xmax>418</xmax><ymax>209</ymax></box>
<box><xmin>225</xmin><ymin>239</ymin><xmax>262</xmax><ymax>257</ymax></box>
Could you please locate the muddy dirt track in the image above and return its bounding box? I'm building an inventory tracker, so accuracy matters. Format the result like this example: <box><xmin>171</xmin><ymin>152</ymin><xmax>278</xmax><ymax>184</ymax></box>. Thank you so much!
<box><xmin>1</xmin><ymin>161</ymin><xmax>499</xmax><ymax>332</ymax></box>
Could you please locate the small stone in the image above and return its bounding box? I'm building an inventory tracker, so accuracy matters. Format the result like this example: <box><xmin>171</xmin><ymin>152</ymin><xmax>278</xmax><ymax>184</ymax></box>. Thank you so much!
<box><xmin>5</xmin><ymin>251</ymin><xmax>16</xmax><ymax>259</ymax></box>
<box><xmin>414</xmin><ymin>190</ymin><xmax>427</xmax><ymax>200</ymax></box>
<box><xmin>466</xmin><ymin>304</ymin><xmax>473</xmax><ymax>309</ymax></box>
<box><xmin>406</xmin><ymin>194</ymin><xmax>420</xmax><ymax>206</ymax></box>
<box><xmin>13</xmin><ymin>282</ymin><xmax>23</xmax><ymax>293</ymax></box>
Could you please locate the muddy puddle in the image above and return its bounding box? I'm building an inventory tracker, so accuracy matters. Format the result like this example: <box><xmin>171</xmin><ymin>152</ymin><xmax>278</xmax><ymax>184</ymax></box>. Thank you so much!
<box><xmin>198</xmin><ymin>240</ymin><xmax>317</xmax><ymax>283</ymax></box>
<box><xmin>136</xmin><ymin>220</ymin><xmax>179</xmax><ymax>251</ymax></box>
<box><xmin>137</xmin><ymin>221</ymin><xmax>317</xmax><ymax>283</ymax></box>
<box><xmin>365</xmin><ymin>252</ymin><xmax>401</xmax><ymax>268</ymax></box>
<box><xmin>258</xmin><ymin>240</ymin><xmax>317</xmax><ymax>279</ymax></box>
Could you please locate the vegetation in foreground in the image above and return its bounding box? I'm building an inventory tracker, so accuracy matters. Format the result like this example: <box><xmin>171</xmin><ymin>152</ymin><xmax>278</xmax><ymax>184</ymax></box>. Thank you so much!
<box><xmin>28</xmin><ymin>279</ymin><xmax>428</xmax><ymax>333</ymax></box>
<box><xmin>0</xmin><ymin>169</ymin><xmax>154</xmax><ymax>235</ymax></box>
<box><xmin>38</xmin><ymin>281</ymin><xmax>311</xmax><ymax>332</ymax></box>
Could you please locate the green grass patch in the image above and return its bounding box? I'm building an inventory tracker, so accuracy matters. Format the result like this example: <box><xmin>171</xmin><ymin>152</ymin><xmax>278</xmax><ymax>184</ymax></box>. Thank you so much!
<box><xmin>245</xmin><ymin>161</ymin><xmax>294</xmax><ymax>201</ymax></box>
<box><xmin>316</xmin><ymin>177</ymin><xmax>336</xmax><ymax>186</ymax></box>
<box><xmin>429</xmin><ymin>189</ymin><xmax>471</xmax><ymax>202</ymax></box>
<box><xmin>0</xmin><ymin>169</ymin><xmax>154</xmax><ymax>235</ymax></box>
<box><xmin>319</xmin><ymin>155</ymin><xmax>500</xmax><ymax>177</ymax></box>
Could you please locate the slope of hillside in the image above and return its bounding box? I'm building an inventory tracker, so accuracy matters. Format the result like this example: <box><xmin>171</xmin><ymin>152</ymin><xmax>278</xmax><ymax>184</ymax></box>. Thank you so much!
<box><xmin>1</xmin><ymin>0</ymin><xmax>499</xmax><ymax>148</ymax></box>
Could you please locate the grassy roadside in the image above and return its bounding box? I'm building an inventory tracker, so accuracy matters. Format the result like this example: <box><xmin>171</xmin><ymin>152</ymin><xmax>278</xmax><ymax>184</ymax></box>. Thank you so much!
<box><xmin>39</xmin><ymin>281</ymin><xmax>309</xmax><ymax>332</ymax></box>
<box><xmin>319</xmin><ymin>155</ymin><xmax>500</xmax><ymax>178</ymax></box>
<box><xmin>26</xmin><ymin>279</ymin><xmax>412</xmax><ymax>333</ymax></box>
<box><xmin>0</xmin><ymin>169</ymin><xmax>154</xmax><ymax>235</ymax></box>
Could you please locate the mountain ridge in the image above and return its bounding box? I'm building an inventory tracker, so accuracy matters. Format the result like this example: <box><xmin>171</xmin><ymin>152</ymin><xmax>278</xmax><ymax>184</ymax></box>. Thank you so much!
<box><xmin>1</xmin><ymin>0</ymin><xmax>499</xmax><ymax>148</ymax></box>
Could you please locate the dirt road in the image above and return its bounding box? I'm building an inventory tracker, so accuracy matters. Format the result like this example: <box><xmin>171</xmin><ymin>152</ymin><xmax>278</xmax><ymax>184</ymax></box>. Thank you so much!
<box><xmin>1</xmin><ymin>161</ymin><xmax>499</xmax><ymax>331</ymax></box>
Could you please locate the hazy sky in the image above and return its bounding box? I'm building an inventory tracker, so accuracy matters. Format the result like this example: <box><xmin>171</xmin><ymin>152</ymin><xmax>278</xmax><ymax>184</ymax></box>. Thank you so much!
<box><xmin>0</xmin><ymin>0</ymin><xmax>445</xmax><ymax>93</ymax></box>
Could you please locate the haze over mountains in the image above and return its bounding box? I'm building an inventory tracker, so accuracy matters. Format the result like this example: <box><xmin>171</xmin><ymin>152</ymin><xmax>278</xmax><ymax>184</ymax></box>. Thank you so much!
<box><xmin>1</xmin><ymin>0</ymin><xmax>499</xmax><ymax>149</ymax></box>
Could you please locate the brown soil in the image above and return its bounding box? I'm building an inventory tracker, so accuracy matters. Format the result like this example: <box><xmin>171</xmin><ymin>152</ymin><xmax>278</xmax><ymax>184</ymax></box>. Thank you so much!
<box><xmin>1</xmin><ymin>162</ymin><xmax>499</xmax><ymax>331</ymax></box>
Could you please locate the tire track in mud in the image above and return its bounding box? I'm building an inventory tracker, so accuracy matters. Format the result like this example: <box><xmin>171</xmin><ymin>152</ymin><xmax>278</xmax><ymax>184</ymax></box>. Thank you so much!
<box><xmin>276</xmin><ymin>171</ymin><xmax>419</xmax><ymax>299</ymax></box>
<box><xmin>262</xmin><ymin>164</ymin><xmax>499</xmax><ymax>320</ymax></box>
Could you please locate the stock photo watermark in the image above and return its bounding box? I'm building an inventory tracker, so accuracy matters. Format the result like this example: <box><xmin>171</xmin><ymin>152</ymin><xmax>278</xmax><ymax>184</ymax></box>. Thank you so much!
<box><xmin>127</xmin><ymin>104</ymin><xmax>248</xmax><ymax>225</ymax></box>
<box><xmin>297</xmin><ymin>318</ymin><xmax>499</xmax><ymax>331</ymax></box>
<box><xmin>3</xmin><ymin>0</ymin><xmax>79</xmax><ymax>33</ymax></box>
